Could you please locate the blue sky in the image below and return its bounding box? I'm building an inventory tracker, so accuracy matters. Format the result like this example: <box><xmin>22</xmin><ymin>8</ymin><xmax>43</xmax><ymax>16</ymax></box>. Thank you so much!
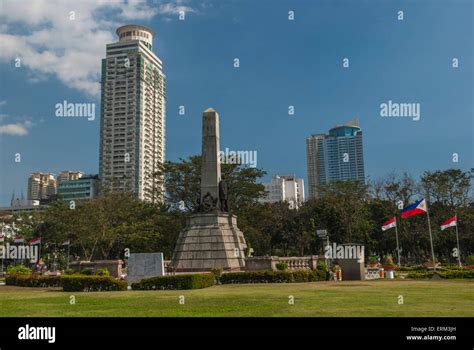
<box><xmin>0</xmin><ymin>0</ymin><xmax>472</xmax><ymax>205</ymax></box>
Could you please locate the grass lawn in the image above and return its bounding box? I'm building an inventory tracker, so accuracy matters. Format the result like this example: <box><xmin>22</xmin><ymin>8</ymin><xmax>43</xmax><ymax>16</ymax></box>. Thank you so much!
<box><xmin>0</xmin><ymin>280</ymin><xmax>472</xmax><ymax>317</ymax></box>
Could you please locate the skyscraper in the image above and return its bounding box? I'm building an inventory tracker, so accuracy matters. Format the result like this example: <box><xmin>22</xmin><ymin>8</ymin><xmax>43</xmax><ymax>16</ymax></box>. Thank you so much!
<box><xmin>306</xmin><ymin>118</ymin><xmax>365</xmax><ymax>198</ymax></box>
<box><xmin>58</xmin><ymin>175</ymin><xmax>99</xmax><ymax>203</ymax></box>
<box><xmin>27</xmin><ymin>173</ymin><xmax>57</xmax><ymax>201</ymax></box>
<box><xmin>261</xmin><ymin>175</ymin><xmax>305</xmax><ymax>209</ymax></box>
<box><xmin>99</xmin><ymin>25</ymin><xmax>166</xmax><ymax>203</ymax></box>
<box><xmin>57</xmin><ymin>171</ymin><xmax>84</xmax><ymax>183</ymax></box>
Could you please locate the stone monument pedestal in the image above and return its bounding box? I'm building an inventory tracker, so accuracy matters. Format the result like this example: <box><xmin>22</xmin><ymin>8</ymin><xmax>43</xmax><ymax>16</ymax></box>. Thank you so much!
<box><xmin>171</xmin><ymin>212</ymin><xmax>247</xmax><ymax>272</ymax></box>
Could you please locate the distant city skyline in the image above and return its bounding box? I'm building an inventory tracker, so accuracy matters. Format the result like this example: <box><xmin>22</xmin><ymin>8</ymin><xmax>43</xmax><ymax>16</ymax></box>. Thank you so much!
<box><xmin>0</xmin><ymin>0</ymin><xmax>472</xmax><ymax>206</ymax></box>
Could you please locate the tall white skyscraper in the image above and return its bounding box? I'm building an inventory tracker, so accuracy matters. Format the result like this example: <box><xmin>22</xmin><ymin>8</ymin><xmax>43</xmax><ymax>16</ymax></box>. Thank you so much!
<box><xmin>99</xmin><ymin>25</ymin><xmax>166</xmax><ymax>203</ymax></box>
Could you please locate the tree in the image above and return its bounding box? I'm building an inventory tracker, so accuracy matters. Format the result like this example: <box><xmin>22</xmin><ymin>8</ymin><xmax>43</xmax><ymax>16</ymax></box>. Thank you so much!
<box><xmin>420</xmin><ymin>169</ymin><xmax>471</xmax><ymax>208</ymax></box>
<box><xmin>156</xmin><ymin>155</ymin><xmax>267</xmax><ymax>214</ymax></box>
<box><xmin>318</xmin><ymin>181</ymin><xmax>372</xmax><ymax>243</ymax></box>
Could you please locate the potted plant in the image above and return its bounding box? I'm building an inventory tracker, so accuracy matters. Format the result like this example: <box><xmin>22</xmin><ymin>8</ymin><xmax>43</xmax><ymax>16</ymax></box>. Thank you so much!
<box><xmin>382</xmin><ymin>255</ymin><xmax>396</xmax><ymax>279</ymax></box>
<box><xmin>367</xmin><ymin>255</ymin><xmax>378</xmax><ymax>268</ymax></box>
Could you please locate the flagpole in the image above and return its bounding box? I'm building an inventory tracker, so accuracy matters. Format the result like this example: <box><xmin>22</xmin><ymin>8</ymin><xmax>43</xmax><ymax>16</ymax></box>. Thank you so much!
<box><xmin>426</xmin><ymin>210</ymin><xmax>436</xmax><ymax>271</ymax></box>
<box><xmin>454</xmin><ymin>215</ymin><xmax>461</xmax><ymax>267</ymax></box>
<box><xmin>394</xmin><ymin>220</ymin><xmax>401</xmax><ymax>267</ymax></box>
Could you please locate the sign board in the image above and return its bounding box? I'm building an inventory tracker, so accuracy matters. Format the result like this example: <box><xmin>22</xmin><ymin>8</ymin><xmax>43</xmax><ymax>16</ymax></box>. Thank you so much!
<box><xmin>127</xmin><ymin>252</ymin><xmax>164</xmax><ymax>284</ymax></box>
<box><xmin>317</xmin><ymin>229</ymin><xmax>327</xmax><ymax>238</ymax></box>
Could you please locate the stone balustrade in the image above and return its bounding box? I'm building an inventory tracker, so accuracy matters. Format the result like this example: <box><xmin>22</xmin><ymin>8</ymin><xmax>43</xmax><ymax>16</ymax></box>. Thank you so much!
<box><xmin>245</xmin><ymin>255</ymin><xmax>323</xmax><ymax>271</ymax></box>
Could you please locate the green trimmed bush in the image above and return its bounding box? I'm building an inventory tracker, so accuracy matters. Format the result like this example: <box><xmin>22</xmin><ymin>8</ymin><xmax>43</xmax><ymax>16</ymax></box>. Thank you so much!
<box><xmin>6</xmin><ymin>274</ymin><xmax>61</xmax><ymax>287</ymax></box>
<box><xmin>275</xmin><ymin>261</ymin><xmax>288</xmax><ymax>271</ymax></box>
<box><xmin>61</xmin><ymin>275</ymin><xmax>127</xmax><ymax>292</ymax></box>
<box><xmin>397</xmin><ymin>265</ymin><xmax>428</xmax><ymax>272</ymax></box>
<box><xmin>80</xmin><ymin>268</ymin><xmax>94</xmax><ymax>275</ymax></box>
<box><xmin>7</xmin><ymin>265</ymin><xmax>32</xmax><ymax>275</ymax></box>
<box><xmin>219</xmin><ymin>270</ymin><xmax>321</xmax><ymax>284</ymax></box>
<box><xmin>406</xmin><ymin>272</ymin><xmax>435</xmax><ymax>279</ymax></box>
<box><xmin>465</xmin><ymin>255</ymin><xmax>474</xmax><ymax>265</ymax></box>
<box><xmin>316</xmin><ymin>262</ymin><xmax>329</xmax><ymax>281</ymax></box>
<box><xmin>407</xmin><ymin>270</ymin><xmax>474</xmax><ymax>279</ymax></box>
<box><xmin>132</xmin><ymin>273</ymin><xmax>215</xmax><ymax>290</ymax></box>
<box><xmin>96</xmin><ymin>268</ymin><xmax>110</xmax><ymax>276</ymax></box>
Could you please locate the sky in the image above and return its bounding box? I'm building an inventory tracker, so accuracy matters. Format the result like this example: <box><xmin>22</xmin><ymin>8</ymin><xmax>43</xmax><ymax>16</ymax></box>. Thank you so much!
<box><xmin>0</xmin><ymin>0</ymin><xmax>472</xmax><ymax>206</ymax></box>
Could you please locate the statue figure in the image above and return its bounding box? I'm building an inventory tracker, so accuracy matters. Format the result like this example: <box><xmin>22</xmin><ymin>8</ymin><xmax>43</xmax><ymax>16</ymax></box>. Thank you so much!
<box><xmin>219</xmin><ymin>176</ymin><xmax>229</xmax><ymax>212</ymax></box>
<box><xmin>201</xmin><ymin>191</ymin><xmax>217</xmax><ymax>212</ymax></box>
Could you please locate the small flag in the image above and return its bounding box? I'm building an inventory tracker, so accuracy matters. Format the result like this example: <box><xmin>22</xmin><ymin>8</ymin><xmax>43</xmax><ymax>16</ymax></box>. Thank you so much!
<box><xmin>440</xmin><ymin>215</ymin><xmax>457</xmax><ymax>231</ymax></box>
<box><xmin>401</xmin><ymin>199</ymin><xmax>428</xmax><ymax>218</ymax></box>
<box><xmin>14</xmin><ymin>235</ymin><xmax>24</xmax><ymax>244</ymax></box>
<box><xmin>61</xmin><ymin>240</ymin><xmax>70</xmax><ymax>246</ymax></box>
<box><xmin>0</xmin><ymin>234</ymin><xmax>4</xmax><ymax>242</ymax></box>
<box><xmin>28</xmin><ymin>237</ymin><xmax>41</xmax><ymax>245</ymax></box>
<box><xmin>382</xmin><ymin>217</ymin><xmax>397</xmax><ymax>231</ymax></box>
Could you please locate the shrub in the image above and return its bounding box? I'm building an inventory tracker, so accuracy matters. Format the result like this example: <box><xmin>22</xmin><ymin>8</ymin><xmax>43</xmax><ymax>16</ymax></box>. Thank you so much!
<box><xmin>398</xmin><ymin>265</ymin><xmax>428</xmax><ymax>272</ymax></box>
<box><xmin>438</xmin><ymin>270</ymin><xmax>474</xmax><ymax>279</ymax></box>
<box><xmin>275</xmin><ymin>261</ymin><xmax>288</xmax><ymax>271</ymax></box>
<box><xmin>6</xmin><ymin>274</ymin><xmax>61</xmax><ymax>287</ymax></box>
<box><xmin>64</xmin><ymin>269</ymin><xmax>77</xmax><ymax>275</ymax></box>
<box><xmin>219</xmin><ymin>270</ymin><xmax>321</xmax><ymax>284</ymax></box>
<box><xmin>407</xmin><ymin>270</ymin><xmax>474</xmax><ymax>279</ymax></box>
<box><xmin>61</xmin><ymin>275</ymin><xmax>127</xmax><ymax>292</ymax></box>
<box><xmin>440</xmin><ymin>265</ymin><xmax>465</xmax><ymax>271</ymax></box>
<box><xmin>7</xmin><ymin>265</ymin><xmax>32</xmax><ymax>275</ymax></box>
<box><xmin>132</xmin><ymin>273</ymin><xmax>215</xmax><ymax>290</ymax></box>
<box><xmin>316</xmin><ymin>261</ymin><xmax>329</xmax><ymax>281</ymax></box>
<box><xmin>96</xmin><ymin>268</ymin><xmax>110</xmax><ymax>276</ymax></box>
<box><xmin>465</xmin><ymin>255</ymin><xmax>474</xmax><ymax>266</ymax></box>
<box><xmin>211</xmin><ymin>268</ymin><xmax>223</xmax><ymax>284</ymax></box>
<box><xmin>368</xmin><ymin>256</ymin><xmax>378</xmax><ymax>265</ymax></box>
<box><xmin>80</xmin><ymin>268</ymin><xmax>94</xmax><ymax>275</ymax></box>
<box><xmin>406</xmin><ymin>272</ymin><xmax>435</xmax><ymax>279</ymax></box>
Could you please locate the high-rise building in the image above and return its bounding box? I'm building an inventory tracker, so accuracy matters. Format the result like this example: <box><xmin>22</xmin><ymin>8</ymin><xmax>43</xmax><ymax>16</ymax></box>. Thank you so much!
<box><xmin>99</xmin><ymin>24</ymin><xmax>166</xmax><ymax>203</ymax></box>
<box><xmin>57</xmin><ymin>171</ymin><xmax>84</xmax><ymax>183</ymax></box>
<box><xmin>58</xmin><ymin>174</ymin><xmax>99</xmax><ymax>202</ymax></box>
<box><xmin>306</xmin><ymin>118</ymin><xmax>365</xmax><ymax>198</ymax></box>
<box><xmin>261</xmin><ymin>175</ymin><xmax>305</xmax><ymax>209</ymax></box>
<box><xmin>27</xmin><ymin>173</ymin><xmax>57</xmax><ymax>201</ymax></box>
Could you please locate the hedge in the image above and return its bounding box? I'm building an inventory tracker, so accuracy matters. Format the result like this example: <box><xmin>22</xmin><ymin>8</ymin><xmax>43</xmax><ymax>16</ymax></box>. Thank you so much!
<box><xmin>61</xmin><ymin>275</ymin><xmax>128</xmax><ymax>292</ymax></box>
<box><xmin>6</xmin><ymin>274</ymin><xmax>61</xmax><ymax>288</ymax></box>
<box><xmin>219</xmin><ymin>270</ymin><xmax>322</xmax><ymax>284</ymax></box>
<box><xmin>132</xmin><ymin>273</ymin><xmax>215</xmax><ymax>290</ymax></box>
<box><xmin>397</xmin><ymin>265</ymin><xmax>428</xmax><ymax>272</ymax></box>
<box><xmin>406</xmin><ymin>270</ymin><xmax>474</xmax><ymax>279</ymax></box>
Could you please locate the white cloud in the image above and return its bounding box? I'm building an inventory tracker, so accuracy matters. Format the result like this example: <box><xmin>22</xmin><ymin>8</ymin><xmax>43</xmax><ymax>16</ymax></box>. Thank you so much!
<box><xmin>159</xmin><ymin>3</ymin><xmax>195</xmax><ymax>16</ymax></box>
<box><xmin>0</xmin><ymin>0</ymin><xmax>195</xmax><ymax>99</ymax></box>
<box><xmin>0</xmin><ymin>120</ymin><xmax>33</xmax><ymax>136</ymax></box>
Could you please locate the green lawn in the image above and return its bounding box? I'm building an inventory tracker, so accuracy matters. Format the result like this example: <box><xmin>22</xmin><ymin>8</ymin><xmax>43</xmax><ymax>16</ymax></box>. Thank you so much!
<box><xmin>0</xmin><ymin>280</ymin><xmax>472</xmax><ymax>317</ymax></box>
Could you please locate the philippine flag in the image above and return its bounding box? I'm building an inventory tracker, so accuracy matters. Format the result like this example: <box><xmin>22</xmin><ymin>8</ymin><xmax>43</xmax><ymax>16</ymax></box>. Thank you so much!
<box><xmin>401</xmin><ymin>199</ymin><xmax>428</xmax><ymax>218</ymax></box>
<box><xmin>382</xmin><ymin>217</ymin><xmax>397</xmax><ymax>231</ymax></box>
<box><xmin>440</xmin><ymin>216</ymin><xmax>457</xmax><ymax>231</ymax></box>
<box><xmin>14</xmin><ymin>235</ymin><xmax>24</xmax><ymax>244</ymax></box>
<box><xmin>28</xmin><ymin>237</ymin><xmax>41</xmax><ymax>245</ymax></box>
